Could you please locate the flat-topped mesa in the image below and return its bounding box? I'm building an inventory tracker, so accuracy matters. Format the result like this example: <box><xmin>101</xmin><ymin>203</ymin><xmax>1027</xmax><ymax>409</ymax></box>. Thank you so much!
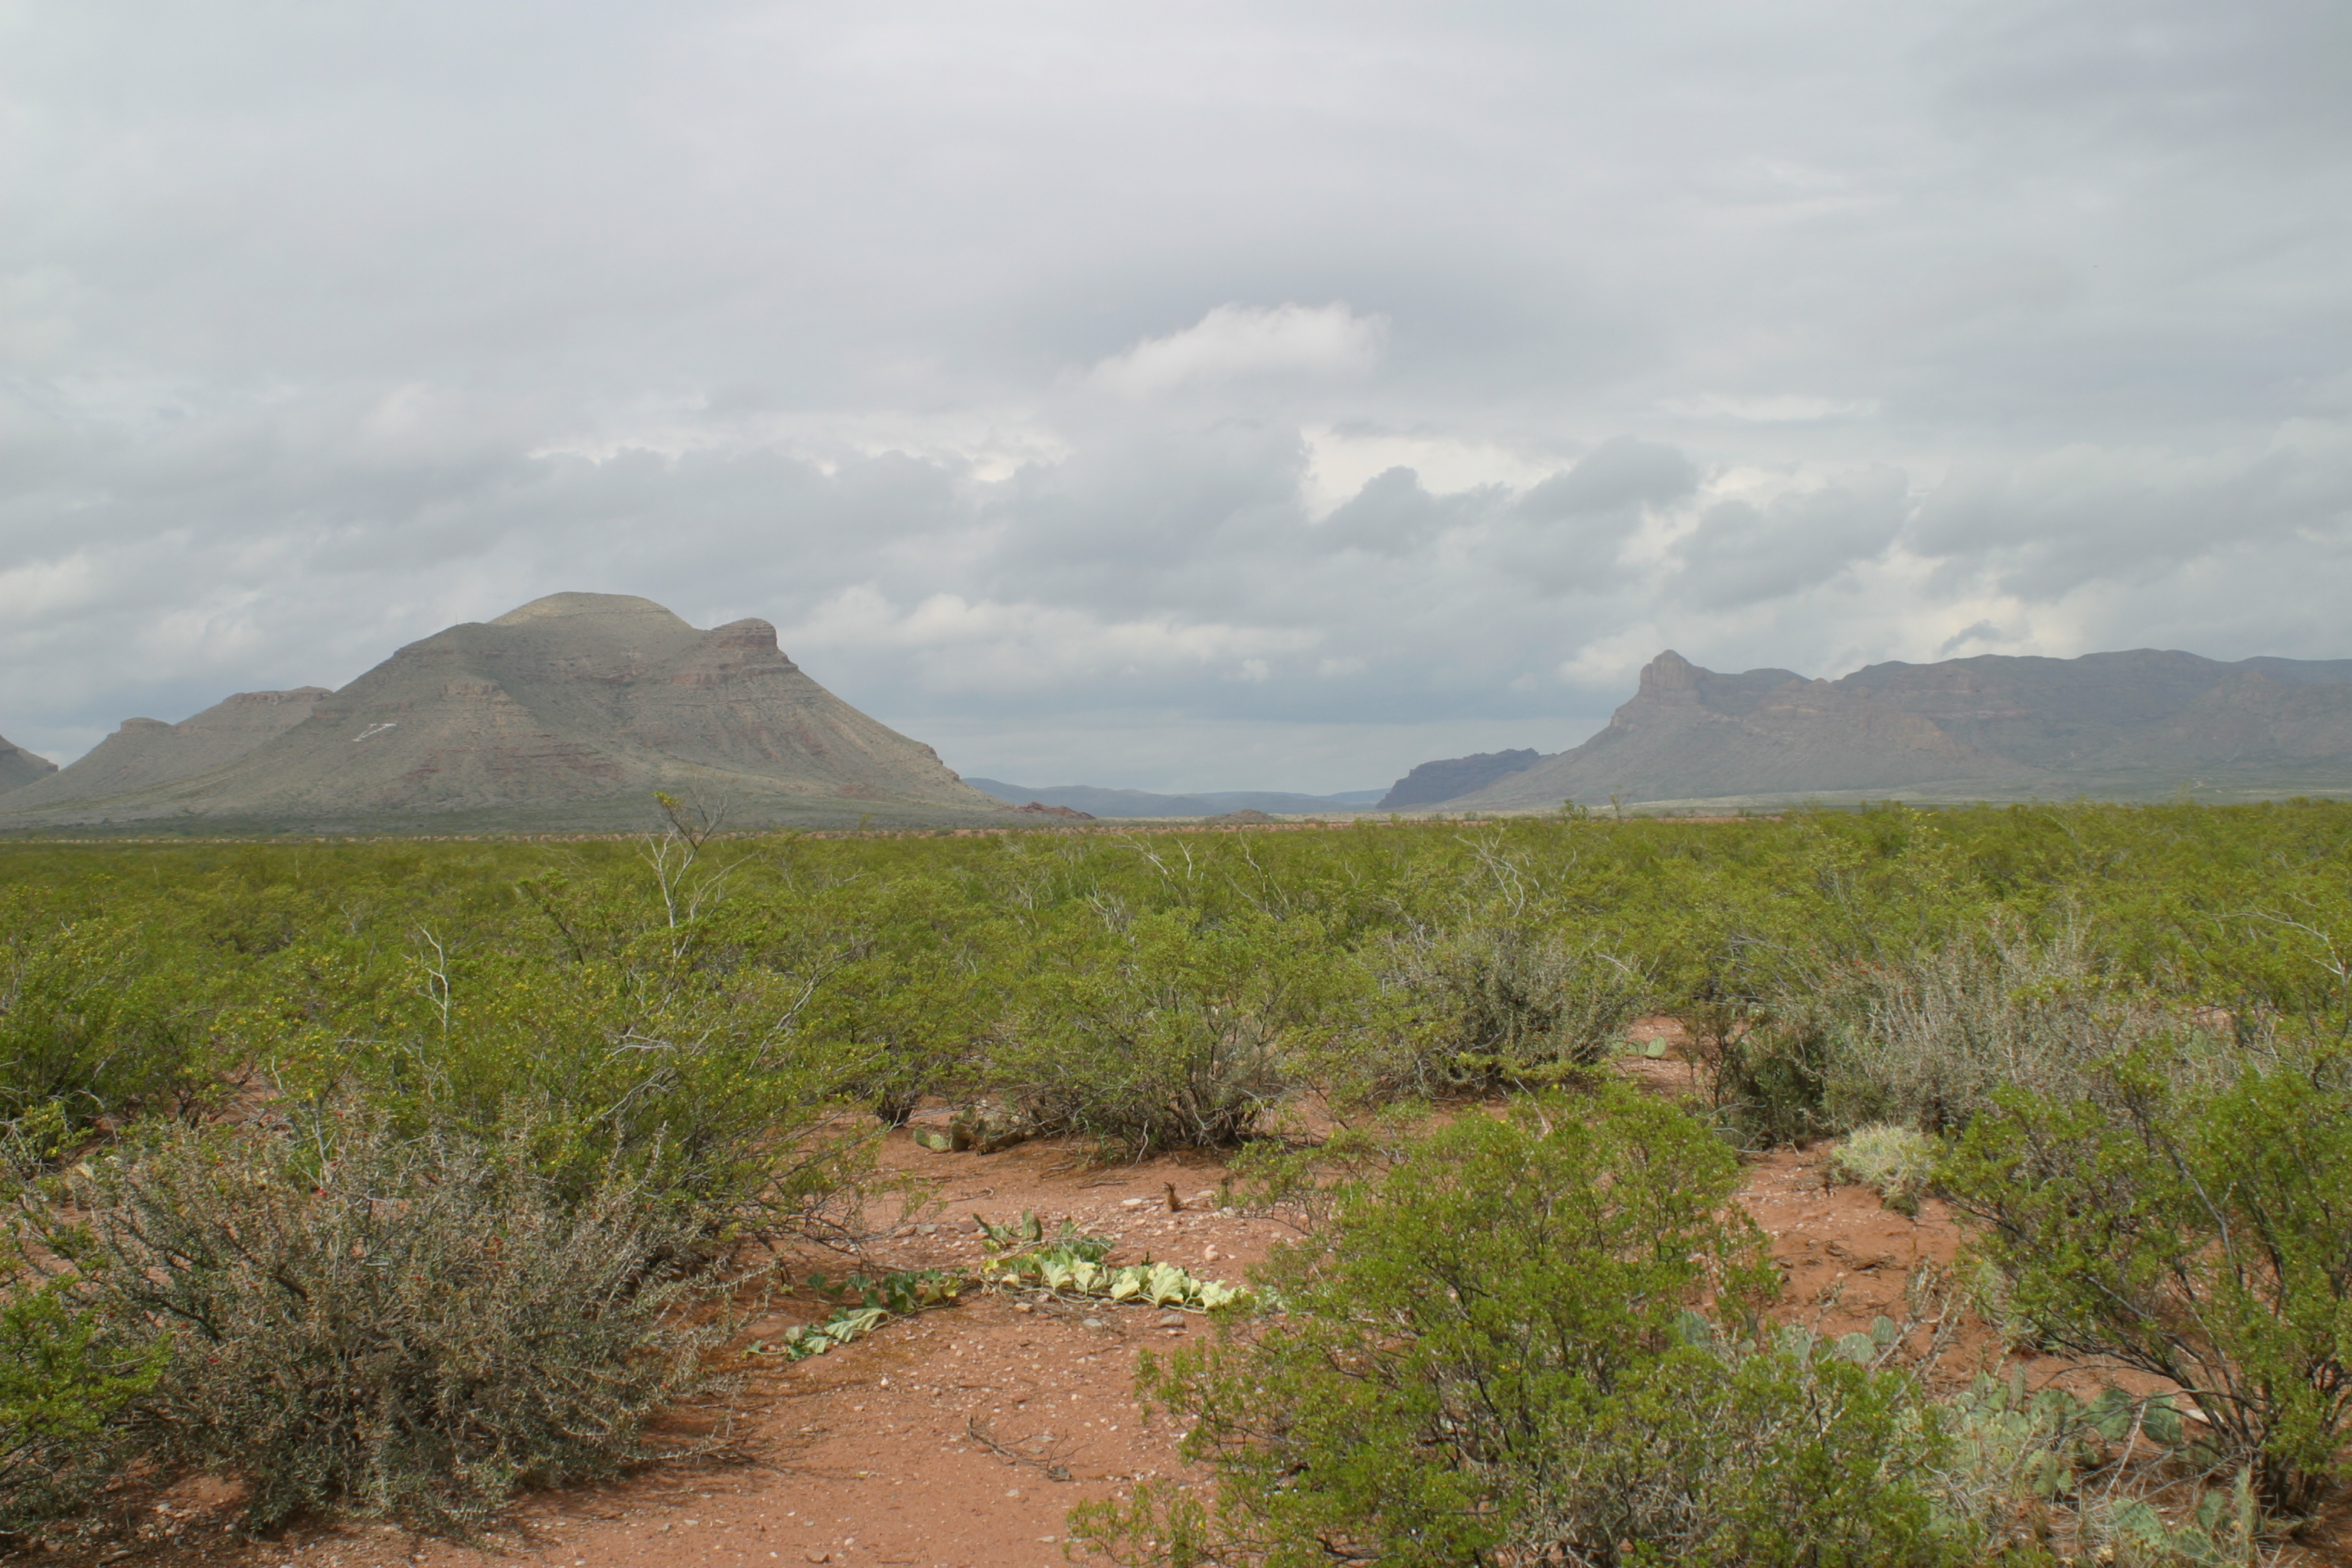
<box><xmin>0</xmin><ymin>732</ymin><xmax>59</xmax><ymax>795</ymax></box>
<box><xmin>488</xmin><ymin>591</ymin><xmax>691</xmax><ymax>630</ymax></box>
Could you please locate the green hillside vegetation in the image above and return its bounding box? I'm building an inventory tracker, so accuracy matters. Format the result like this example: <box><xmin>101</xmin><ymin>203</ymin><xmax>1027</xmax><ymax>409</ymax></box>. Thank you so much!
<box><xmin>2</xmin><ymin>802</ymin><xmax>2349</xmax><ymax>1558</ymax></box>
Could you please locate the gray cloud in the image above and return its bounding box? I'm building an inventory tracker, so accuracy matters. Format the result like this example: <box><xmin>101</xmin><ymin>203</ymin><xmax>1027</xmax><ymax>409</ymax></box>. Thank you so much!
<box><xmin>1519</xmin><ymin>438</ymin><xmax>1699</xmax><ymax>522</ymax></box>
<box><xmin>2</xmin><ymin>3</ymin><xmax>2348</xmax><ymax>790</ymax></box>
<box><xmin>1674</xmin><ymin>469</ymin><xmax>1912</xmax><ymax>611</ymax></box>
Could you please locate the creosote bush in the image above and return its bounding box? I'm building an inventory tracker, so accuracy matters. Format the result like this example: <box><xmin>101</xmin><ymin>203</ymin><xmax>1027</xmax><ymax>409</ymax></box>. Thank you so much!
<box><xmin>1071</xmin><ymin>1086</ymin><xmax>1970</xmax><ymax>1567</ymax></box>
<box><xmin>1942</xmin><ymin>1047</ymin><xmax>2352</xmax><ymax>1517</ymax></box>
<box><xmin>0</xmin><ymin>910</ymin><xmax>231</xmax><ymax>1138</ymax></box>
<box><xmin>0</xmin><ymin>1261</ymin><xmax>164</xmax><ymax>1537</ymax></box>
<box><xmin>33</xmin><ymin>1107</ymin><xmax>735</xmax><ymax>1532</ymax></box>
<box><xmin>991</xmin><ymin>909</ymin><xmax>1351</xmax><ymax>1154</ymax></box>
<box><xmin>1359</xmin><ymin>923</ymin><xmax>1646</xmax><ymax>1099</ymax></box>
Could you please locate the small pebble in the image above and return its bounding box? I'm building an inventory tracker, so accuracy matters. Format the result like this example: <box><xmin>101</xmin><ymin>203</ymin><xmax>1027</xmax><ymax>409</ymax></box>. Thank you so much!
<box><xmin>1082</xmin><ymin>1316</ymin><xmax>1108</xmax><ymax>1329</ymax></box>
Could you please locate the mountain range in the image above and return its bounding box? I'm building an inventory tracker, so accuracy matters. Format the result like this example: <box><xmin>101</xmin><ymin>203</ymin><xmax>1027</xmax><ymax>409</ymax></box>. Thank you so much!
<box><xmin>16</xmin><ymin>619</ymin><xmax>2352</xmax><ymax>832</ymax></box>
<box><xmin>0</xmin><ymin>593</ymin><xmax>1005</xmax><ymax>833</ymax></box>
<box><xmin>1387</xmin><ymin>648</ymin><xmax>2352</xmax><ymax>811</ymax></box>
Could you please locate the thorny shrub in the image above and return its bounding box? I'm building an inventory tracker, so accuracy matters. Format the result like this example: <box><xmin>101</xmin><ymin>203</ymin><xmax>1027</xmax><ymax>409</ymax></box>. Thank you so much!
<box><xmin>23</xmin><ymin>1106</ymin><xmax>737</xmax><ymax>1533</ymax></box>
<box><xmin>1707</xmin><ymin>920</ymin><xmax>2212</xmax><ymax>1148</ymax></box>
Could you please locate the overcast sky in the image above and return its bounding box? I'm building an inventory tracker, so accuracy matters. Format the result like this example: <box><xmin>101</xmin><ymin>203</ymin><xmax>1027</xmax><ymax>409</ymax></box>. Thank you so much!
<box><xmin>5</xmin><ymin>2</ymin><xmax>2348</xmax><ymax>791</ymax></box>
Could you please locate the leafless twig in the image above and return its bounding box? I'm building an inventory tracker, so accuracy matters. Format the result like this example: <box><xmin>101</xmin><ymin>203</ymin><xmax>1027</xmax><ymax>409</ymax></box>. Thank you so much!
<box><xmin>964</xmin><ymin>1416</ymin><xmax>1076</xmax><ymax>1481</ymax></box>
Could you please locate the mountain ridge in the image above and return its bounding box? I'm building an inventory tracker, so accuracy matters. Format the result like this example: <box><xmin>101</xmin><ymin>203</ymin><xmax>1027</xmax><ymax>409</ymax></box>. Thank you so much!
<box><xmin>1418</xmin><ymin>647</ymin><xmax>2352</xmax><ymax>810</ymax></box>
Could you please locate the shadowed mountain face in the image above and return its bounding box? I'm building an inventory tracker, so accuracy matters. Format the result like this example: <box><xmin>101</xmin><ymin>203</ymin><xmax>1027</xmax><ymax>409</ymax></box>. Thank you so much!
<box><xmin>1419</xmin><ymin>648</ymin><xmax>2352</xmax><ymax>810</ymax></box>
<box><xmin>1377</xmin><ymin>749</ymin><xmax>1541</xmax><ymax>809</ymax></box>
<box><xmin>1</xmin><ymin>593</ymin><xmax>1003</xmax><ymax>831</ymax></box>
<box><xmin>0</xmin><ymin>734</ymin><xmax>58</xmax><ymax>795</ymax></box>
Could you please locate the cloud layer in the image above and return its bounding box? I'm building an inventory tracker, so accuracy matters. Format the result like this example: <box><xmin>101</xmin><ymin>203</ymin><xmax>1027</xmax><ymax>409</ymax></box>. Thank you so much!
<box><xmin>2</xmin><ymin>2</ymin><xmax>2347</xmax><ymax>791</ymax></box>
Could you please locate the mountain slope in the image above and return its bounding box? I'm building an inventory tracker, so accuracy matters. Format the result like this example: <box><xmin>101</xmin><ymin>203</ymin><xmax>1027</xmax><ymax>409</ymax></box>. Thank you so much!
<box><xmin>1377</xmin><ymin>749</ymin><xmax>1540</xmax><ymax>808</ymax></box>
<box><xmin>0</xmin><ymin>593</ymin><xmax>1004</xmax><ymax>831</ymax></box>
<box><xmin>0</xmin><ymin>733</ymin><xmax>57</xmax><ymax>795</ymax></box>
<box><xmin>1433</xmin><ymin>648</ymin><xmax>2352</xmax><ymax>810</ymax></box>
<box><xmin>2</xmin><ymin>688</ymin><xmax>329</xmax><ymax>811</ymax></box>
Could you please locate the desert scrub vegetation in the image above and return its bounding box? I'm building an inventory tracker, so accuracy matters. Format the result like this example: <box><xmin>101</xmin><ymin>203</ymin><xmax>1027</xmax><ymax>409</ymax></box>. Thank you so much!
<box><xmin>1829</xmin><ymin>1122</ymin><xmax>1940</xmax><ymax>1215</ymax></box>
<box><xmin>1070</xmin><ymin>1086</ymin><xmax>1970</xmax><ymax>1567</ymax></box>
<box><xmin>1353</xmin><ymin>920</ymin><xmax>1645</xmax><ymax>1099</ymax></box>
<box><xmin>2</xmin><ymin>799</ymin><xmax>2351</xmax><ymax>1541</ymax></box>
<box><xmin>11</xmin><ymin>1106</ymin><xmax>736</xmax><ymax>1533</ymax></box>
<box><xmin>1942</xmin><ymin>1040</ymin><xmax>2352</xmax><ymax>1516</ymax></box>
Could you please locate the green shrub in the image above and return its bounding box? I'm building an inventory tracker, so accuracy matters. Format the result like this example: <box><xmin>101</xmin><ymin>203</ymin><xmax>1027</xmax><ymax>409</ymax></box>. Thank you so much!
<box><xmin>1942</xmin><ymin>1048</ymin><xmax>2352</xmax><ymax>1515</ymax></box>
<box><xmin>1070</xmin><ymin>1087</ymin><xmax>1969</xmax><ymax>1566</ymax></box>
<box><xmin>1360</xmin><ymin>923</ymin><xmax>1645</xmax><ymax>1099</ymax></box>
<box><xmin>1691</xmin><ymin>1016</ymin><xmax>1837</xmax><ymax>1149</ymax></box>
<box><xmin>1832</xmin><ymin>1123</ymin><xmax>1941</xmax><ymax>1215</ymax></box>
<box><xmin>260</xmin><ymin>923</ymin><xmax>875</xmax><ymax>1227</ymax></box>
<box><xmin>0</xmin><ymin>1260</ymin><xmax>164</xmax><ymax>1536</ymax></box>
<box><xmin>0</xmin><ymin>914</ymin><xmax>229</xmax><ymax>1138</ymax></box>
<box><xmin>41</xmin><ymin>1107</ymin><xmax>734</xmax><ymax>1532</ymax></box>
<box><xmin>991</xmin><ymin>909</ymin><xmax>1350</xmax><ymax>1154</ymax></box>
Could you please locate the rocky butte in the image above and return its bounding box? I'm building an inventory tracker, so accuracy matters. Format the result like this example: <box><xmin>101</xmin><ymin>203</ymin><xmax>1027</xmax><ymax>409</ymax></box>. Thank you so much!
<box><xmin>0</xmin><ymin>593</ymin><xmax>1007</xmax><ymax>833</ymax></box>
<box><xmin>1385</xmin><ymin>647</ymin><xmax>2352</xmax><ymax>811</ymax></box>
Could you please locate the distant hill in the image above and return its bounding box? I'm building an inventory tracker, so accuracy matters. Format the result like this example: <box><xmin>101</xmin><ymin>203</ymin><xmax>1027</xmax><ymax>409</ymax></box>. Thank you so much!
<box><xmin>964</xmin><ymin>779</ymin><xmax>1382</xmax><ymax>818</ymax></box>
<box><xmin>2</xmin><ymin>688</ymin><xmax>330</xmax><ymax>812</ymax></box>
<box><xmin>1406</xmin><ymin>648</ymin><xmax>2352</xmax><ymax>811</ymax></box>
<box><xmin>0</xmin><ymin>733</ymin><xmax>57</xmax><ymax>795</ymax></box>
<box><xmin>0</xmin><ymin>593</ymin><xmax>1007</xmax><ymax>833</ymax></box>
<box><xmin>1377</xmin><ymin>749</ymin><xmax>1540</xmax><ymax>809</ymax></box>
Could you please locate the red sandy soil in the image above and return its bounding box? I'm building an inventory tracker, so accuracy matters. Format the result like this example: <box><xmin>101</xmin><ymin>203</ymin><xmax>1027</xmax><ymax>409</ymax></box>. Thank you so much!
<box><xmin>43</xmin><ymin>1054</ymin><xmax>2346</xmax><ymax>1568</ymax></box>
